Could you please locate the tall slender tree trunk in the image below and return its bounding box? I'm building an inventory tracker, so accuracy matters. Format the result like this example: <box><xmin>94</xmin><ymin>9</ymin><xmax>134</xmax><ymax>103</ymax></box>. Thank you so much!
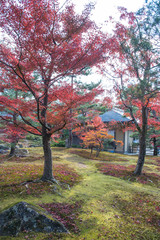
<box><xmin>90</xmin><ymin>147</ymin><xmax>93</xmax><ymax>157</ymax></box>
<box><xmin>41</xmin><ymin>130</ymin><xmax>57</xmax><ymax>182</ymax></box>
<box><xmin>9</xmin><ymin>106</ymin><xmax>18</xmax><ymax>157</ymax></box>
<box><xmin>134</xmin><ymin>106</ymin><xmax>148</xmax><ymax>176</ymax></box>
<box><xmin>40</xmin><ymin>80</ymin><xmax>58</xmax><ymax>183</ymax></box>
<box><xmin>68</xmin><ymin>129</ymin><xmax>72</xmax><ymax>148</ymax></box>
<box><xmin>96</xmin><ymin>148</ymin><xmax>100</xmax><ymax>157</ymax></box>
<box><xmin>134</xmin><ymin>133</ymin><xmax>146</xmax><ymax>175</ymax></box>
<box><xmin>153</xmin><ymin>137</ymin><xmax>158</xmax><ymax>156</ymax></box>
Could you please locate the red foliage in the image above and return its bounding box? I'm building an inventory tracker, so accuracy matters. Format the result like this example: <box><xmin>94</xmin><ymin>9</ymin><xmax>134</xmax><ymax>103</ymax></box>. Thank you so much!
<box><xmin>103</xmin><ymin>6</ymin><xmax>160</xmax><ymax>174</ymax></box>
<box><xmin>96</xmin><ymin>163</ymin><xmax>160</xmax><ymax>186</ymax></box>
<box><xmin>105</xmin><ymin>7</ymin><xmax>160</xmax><ymax>134</ymax></box>
<box><xmin>0</xmin><ymin>0</ymin><xmax>111</xmax><ymax>180</ymax></box>
<box><xmin>40</xmin><ymin>201</ymin><xmax>82</xmax><ymax>233</ymax></box>
<box><xmin>74</xmin><ymin>116</ymin><xmax>123</xmax><ymax>155</ymax></box>
<box><xmin>0</xmin><ymin>124</ymin><xmax>25</xmax><ymax>143</ymax></box>
<box><xmin>0</xmin><ymin>0</ymin><xmax>109</xmax><ymax>137</ymax></box>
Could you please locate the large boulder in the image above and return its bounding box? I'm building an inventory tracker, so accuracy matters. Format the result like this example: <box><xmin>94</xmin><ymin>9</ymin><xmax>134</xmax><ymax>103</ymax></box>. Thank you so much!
<box><xmin>0</xmin><ymin>202</ymin><xmax>69</xmax><ymax>236</ymax></box>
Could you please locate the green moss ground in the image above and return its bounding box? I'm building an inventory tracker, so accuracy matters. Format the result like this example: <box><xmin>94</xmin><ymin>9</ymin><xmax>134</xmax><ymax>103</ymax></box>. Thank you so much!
<box><xmin>0</xmin><ymin>147</ymin><xmax>160</xmax><ymax>239</ymax></box>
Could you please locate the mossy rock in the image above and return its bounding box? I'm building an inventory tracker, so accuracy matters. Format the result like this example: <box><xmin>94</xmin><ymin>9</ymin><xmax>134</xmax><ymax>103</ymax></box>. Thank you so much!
<box><xmin>0</xmin><ymin>201</ymin><xmax>69</xmax><ymax>236</ymax></box>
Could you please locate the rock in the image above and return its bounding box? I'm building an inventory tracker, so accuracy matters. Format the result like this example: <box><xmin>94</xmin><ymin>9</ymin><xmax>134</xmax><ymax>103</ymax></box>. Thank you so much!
<box><xmin>0</xmin><ymin>202</ymin><xmax>69</xmax><ymax>236</ymax></box>
<box><xmin>15</xmin><ymin>148</ymin><xmax>29</xmax><ymax>157</ymax></box>
<box><xmin>0</xmin><ymin>145</ymin><xmax>9</xmax><ymax>150</ymax></box>
<box><xmin>0</xmin><ymin>145</ymin><xmax>9</xmax><ymax>154</ymax></box>
<box><xmin>0</xmin><ymin>149</ymin><xmax>8</xmax><ymax>154</ymax></box>
<box><xmin>18</xmin><ymin>144</ymin><xmax>23</xmax><ymax>148</ymax></box>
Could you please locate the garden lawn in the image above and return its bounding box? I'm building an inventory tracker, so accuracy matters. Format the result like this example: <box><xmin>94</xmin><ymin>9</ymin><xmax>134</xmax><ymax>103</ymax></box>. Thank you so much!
<box><xmin>0</xmin><ymin>147</ymin><xmax>160</xmax><ymax>240</ymax></box>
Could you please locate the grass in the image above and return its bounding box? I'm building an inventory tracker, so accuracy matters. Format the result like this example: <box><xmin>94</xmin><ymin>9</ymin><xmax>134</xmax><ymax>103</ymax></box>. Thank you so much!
<box><xmin>0</xmin><ymin>147</ymin><xmax>160</xmax><ymax>240</ymax></box>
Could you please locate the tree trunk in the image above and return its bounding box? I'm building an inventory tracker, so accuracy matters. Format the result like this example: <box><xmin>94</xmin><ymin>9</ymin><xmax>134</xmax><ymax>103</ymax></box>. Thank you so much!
<box><xmin>96</xmin><ymin>148</ymin><xmax>100</xmax><ymax>157</ymax></box>
<box><xmin>8</xmin><ymin>141</ymin><xmax>17</xmax><ymax>157</ymax></box>
<box><xmin>134</xmin><ymin>133</ymin><xmax>146</xmax><ymax>175</ymax></box>
<box><xmin>153</xmin><ymin>137</ymin><xmax>158</xmax><ymax>156</ymax></box>
<box><xmin>40</xmin><ymin>80</ymin><xmax>57</xmax><ymax>183</ymax></box>
<box><xmin>9</xmin><ymin>109</ymin><xmax>18</xmax><ymax>157</ymax></box>
<box><xmin>41</xmin><ymin>132</ymin><xmax>57</xmax><ymax>183</ymax></box>
<box><xmin>90</xmin><ymin>147</ymin><xmax>93</xmax><ymax>157</ymax></box>
<box><xmin>68</xmin><ymin>129</ymin><xmax>72</xmax><ymax>148</ymax></box>
<box><xmin>134</xmin><ymin>106</ymin><xmax>148</xmax><ymax>176</ymax></box>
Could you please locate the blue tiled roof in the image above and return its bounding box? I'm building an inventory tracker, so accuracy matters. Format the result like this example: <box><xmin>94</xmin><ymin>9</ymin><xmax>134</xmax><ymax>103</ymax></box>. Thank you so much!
<box><xmin>100</xmin><ymin>110</ymin><xmax>130</xmax><ymax>122</ymax></box>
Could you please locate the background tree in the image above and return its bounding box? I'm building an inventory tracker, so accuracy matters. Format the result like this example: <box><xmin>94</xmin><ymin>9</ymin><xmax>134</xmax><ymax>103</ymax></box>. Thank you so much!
<box><xmin>139</xmin><ymin>0</ymin><xmax>160</xmax><ymax>37</ymax></box>
<box><xmin>65</xmin><ymin>75</ymin><xmax>111</xmax><ymax>148</ymax></box>
<box><xmin>0</xmin><ymin>89</ymin><xmax>27</xmax><ymax>156</ymax></box>
<box><xmin>148</xmin><ymin>109</ymin><xmax>160</xmax><ymax>156</ymax></box>
<box><xmin>0</xmin><ymin>117</ymin><xmax>26</xmax><ymax>157</ymax></box>
<box><xmin>0</xmin><ymin>0</ymin><xmax>109</xmax><ymax>182</ymax></box>
<box><xmin>75</xmin><ymin>116</ymin><xmax>122</xmax><ymax>157</ymax></box>
<box><xmin>104</xmin><ymin>2</ymin><xmax>160</xmax><ymax>175</ymax></box>
<box><xmin>75</xmin><ymin>79</ymin><xmax>108</xmax><ymax>123</ymax></box>
<box><xmin>66</xmin><ymin>75</ymin><xmax>102</xmax><ymax>148</ymax></box>
<box><xmin>128</xmin><ymin>115</ymin><xmax>160</xmax><ymax>156</ymax></box>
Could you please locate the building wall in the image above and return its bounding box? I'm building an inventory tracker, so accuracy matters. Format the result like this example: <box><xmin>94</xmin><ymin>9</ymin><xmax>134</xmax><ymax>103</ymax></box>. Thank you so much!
<box><xmin>115</xmin><ymin>129</ymin><xmax>124</xmax><ymax>153</ymax></box>
<box><xmin>104</xmin><ymin>129</ymin><xmax>133</xmax><ymax>153</ymax></box>
<box><xmin>124</xmin><ymin>130</ymin><xmax>133</xmax><ymax>153</ymax></box>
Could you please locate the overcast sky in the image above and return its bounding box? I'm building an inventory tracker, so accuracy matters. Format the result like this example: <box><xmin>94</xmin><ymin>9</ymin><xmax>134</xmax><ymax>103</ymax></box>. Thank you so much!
<box><xmin>68</xmin><ymin>0</ymin><xmax>146</xmax><ymax>24</ymax></box>
<box><xmin>66</xmin><ymin>0</ymin><xmax>146</xmax><ymax>95</ymax></box>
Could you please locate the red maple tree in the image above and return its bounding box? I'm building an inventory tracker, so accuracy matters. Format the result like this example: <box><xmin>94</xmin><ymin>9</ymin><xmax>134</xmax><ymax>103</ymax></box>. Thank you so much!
<box><xmin>0</xmin><ymin>0</ymin><xmax>109</xmax><ymax>181</ymax></box>
<box><xmin>103</xmin><ymin>5</ymin><xmax>160</xmax><ymax>175</ymax></box>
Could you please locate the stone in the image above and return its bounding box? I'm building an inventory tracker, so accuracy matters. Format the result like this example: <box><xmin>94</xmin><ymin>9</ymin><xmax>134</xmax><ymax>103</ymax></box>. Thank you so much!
<box><xmin>0</xmin><ymin>202</ymin><xmax>69</xmax><ymax>236</ymax></box>
<box><xmin>15</xmin><ymin>148</ymin><xmax>29</xmax><ymax>157</ymax></box>
<box><xmin>0</xmin><ymin>145</ymin><xmax>9</xmax><ymax>154</ymax></box>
